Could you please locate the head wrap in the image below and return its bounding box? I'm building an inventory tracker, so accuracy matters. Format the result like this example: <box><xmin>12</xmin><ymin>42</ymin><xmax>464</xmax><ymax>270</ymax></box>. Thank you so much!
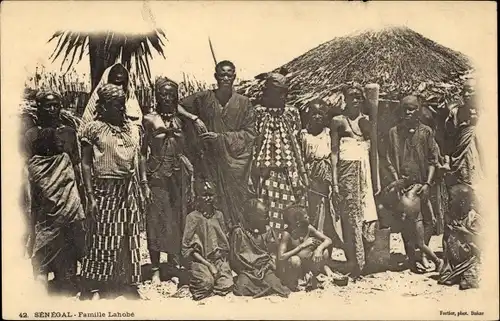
<box><xmin>155</xmin><ymin>76</ymin><xmax>179</xmax><ymax>93</ymax></box>
<box><xmin>97</xmin><ymin>84</ymin><xmax>125</xmax><ymax>103</ymax></box>
<box><xmin>194</xmin><ymin>178</ymin><xmax>216</xmax><ymax>197</ymax></box>
<box><xmin>35</xmin><ymin>89</ymin><xmax>62</xmax><ymax>106</ymax></box>
<box><xmin>265</xmin><ymin>72</ymin><xmax>288</xmax><ymax>89</ymax></box>
<box><xmin>80</xmin><ymin>62</ymin><xmax>142</xmax><ymax>132</ymax></box>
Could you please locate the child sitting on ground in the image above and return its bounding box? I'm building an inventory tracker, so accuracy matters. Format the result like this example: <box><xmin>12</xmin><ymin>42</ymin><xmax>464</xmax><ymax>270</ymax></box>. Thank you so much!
<box><xmin>439</xmin><ymin>184</ymin><xmax>481</xmax><ymax>289</ymax></box>
<box><xmin>277</xmin><ymin>205</ymin><xmax>334</xmax><ymax>291</ymax></box>
<box><xmin>181</xmin><ymin>180</ymin><xmax>233</xmax><ymax>301</ymax></box>
<box><xmin>230</xmin><ymin>199</ymin><xmax>291</xmax><ymax>298</ymax></box>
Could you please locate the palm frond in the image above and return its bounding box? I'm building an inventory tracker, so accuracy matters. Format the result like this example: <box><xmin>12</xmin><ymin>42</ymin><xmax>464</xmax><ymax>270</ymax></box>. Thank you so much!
<box><xmin>49</xmin><ymin>29</ymin><xmax>167</xmax><ymax>85</ymax></box>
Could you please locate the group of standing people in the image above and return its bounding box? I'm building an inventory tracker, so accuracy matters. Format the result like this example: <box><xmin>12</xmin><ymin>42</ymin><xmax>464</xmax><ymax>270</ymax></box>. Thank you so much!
<box><xmin>22</xmin><ymin>59</ymin><xmax>483</xmax><ymax>301</ymax></box>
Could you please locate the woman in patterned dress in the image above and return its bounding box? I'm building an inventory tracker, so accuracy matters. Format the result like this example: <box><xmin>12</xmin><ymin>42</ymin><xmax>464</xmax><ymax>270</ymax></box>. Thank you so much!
<box><xmin>79</xmin><ymin>83</ymin><xmax>150</xmax><ymax>300</ymax></box>
<box><xmin>249</xmin><ymin>73</ymin><xmax>308</xmax><ymax>235</ymax></box>
<box><xmin>330</xmin><ymin>84</ymin><xmax>379</xmax><ymax>280</ymax></box>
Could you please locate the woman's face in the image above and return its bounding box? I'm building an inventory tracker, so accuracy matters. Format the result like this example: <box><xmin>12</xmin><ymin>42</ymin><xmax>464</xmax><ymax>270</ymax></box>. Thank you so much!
<box><xmin>308</xmin><ymin>104</ymin><xmax>326</xmax><ymax>129</ymax></box>
<box><xmin>249</xmin><ymin>202</ymin><xmax>269</xmax><ymax>232</ymax></box>
<box><xmin>103</xmin><ymin>97</ymin><xmax>126</xmax><ymax>123</ymax></box>
<box><xmin>263</xmin><ymin>86</ymin><xmax>288</xmax><ymax>108</ymax></box>
<box><xmin>38</xmin><ymin>95</ymin><xmax>62</xmax><ymax>120</ymax></box>
<box><xmin>108</xmin><ymin>65</ymin><xmax>128</xmax><ymax>88</ymax></box>
<box><xmin>290</xmin><ymin>214</ymin><xmax>309</xmax><ymax>238</ymax></box>
<box><xmin>156</xmin><ymin>84</ymin><xmax>178</xmax><ymax>114</ymax></box>
<box><xmin>345</xmin><ymin>88</ymin><xmax>363</xmax><ymax>114</ymax></box>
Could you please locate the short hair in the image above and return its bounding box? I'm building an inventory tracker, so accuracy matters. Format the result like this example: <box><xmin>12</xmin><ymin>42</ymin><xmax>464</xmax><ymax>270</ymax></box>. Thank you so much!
<box><xmin>341</xmin><ymin>83</ymin><xmax>365</xmax><ymax>100</ymax></box>
<box><xmin>305</xmin><ymin>98</ymin><xmax>329</xmax><ymax>114</ymax></box>
<box><xmin>282</xmin><ymin>204</ymin><xmax>308</xmax><ymax>228</ymax></box>
<box><xmin>215</xmin><ymin>60</ymin><xmax>236</xmax><ymax>73</ymax></box>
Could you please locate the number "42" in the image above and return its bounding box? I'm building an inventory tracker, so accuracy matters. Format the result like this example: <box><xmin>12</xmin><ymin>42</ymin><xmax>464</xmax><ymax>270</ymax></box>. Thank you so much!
<box><xmin>19</xmin><ymin>313</ymin><xmax>28</xmax><ymax>318</ymax></box>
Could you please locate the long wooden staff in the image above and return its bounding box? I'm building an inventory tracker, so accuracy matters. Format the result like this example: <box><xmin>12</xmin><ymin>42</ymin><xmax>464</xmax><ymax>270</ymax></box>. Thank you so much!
<box><xmin>364</xmin><ymin>83</ymin><xmax>381</xmax><ymax>194</ymax></box>
<box><xmin>208</xmin><ymin>37</ymin><xmax>218</xmax><ymax>66</ymax></box>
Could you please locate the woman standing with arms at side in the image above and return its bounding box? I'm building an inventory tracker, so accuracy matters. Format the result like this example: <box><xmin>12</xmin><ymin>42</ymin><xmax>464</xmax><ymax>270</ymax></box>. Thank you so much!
<box><xmin>330</xmin><ymin>83</ymin><xmax>379</xmax><ymax>280</ymax></box>
<box><xmin>142</xmin><ymin>77</ymin><xmax>193</xmax><ymax>282</ymax></box>
<box><xmin>79</xmin><ymin>84</ymin><xmax>150</xmax><ymax>300</ymax></box>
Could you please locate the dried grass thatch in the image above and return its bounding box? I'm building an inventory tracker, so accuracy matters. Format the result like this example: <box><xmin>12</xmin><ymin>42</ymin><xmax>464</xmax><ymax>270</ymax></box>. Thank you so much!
<box><xmin>236</xmin><ymin>26</ymin><xmax>473</xmax><ymax>110</ymax></box>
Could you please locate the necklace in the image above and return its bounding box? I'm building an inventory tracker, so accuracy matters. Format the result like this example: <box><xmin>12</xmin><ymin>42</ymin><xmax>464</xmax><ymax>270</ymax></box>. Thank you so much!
<box><xmin>346</xmin><ymin>115</ymin><xmax>363</xmax><ymax>137</ymax></box>
<box><xmin>404</xmin><ymin>124</ymin><xmax>420</xmax><ymax>148</ymax></box>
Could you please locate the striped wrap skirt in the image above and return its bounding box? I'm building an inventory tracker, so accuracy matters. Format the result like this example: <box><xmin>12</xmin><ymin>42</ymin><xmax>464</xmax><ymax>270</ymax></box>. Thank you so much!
<box><xmin>81</xmin><ymin>177</ymin><xmax>142</xmax><ymax>286</ymax></box>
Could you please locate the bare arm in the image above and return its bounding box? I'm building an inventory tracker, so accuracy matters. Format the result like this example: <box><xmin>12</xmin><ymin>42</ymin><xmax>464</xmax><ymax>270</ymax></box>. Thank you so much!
<box><xmin>178</xmin><ymin>105</ymin><xmax>198</xmax><ymax>121</ymax></box>
<box><xmin>192</xmin><ymin>252</ymin><xmax>212</xmax><ymax>268</ymax></box>
<box><xmin>81</xmin><ymin>143</ymin><xmax>94</xmax><ymax>197</ymax></box>
<box><xmin>277</xmin><ymin>231</ymin><xmax>304</xmax><ymax>262</ymax></box>
<box><xmin>385</xmin><ymin>129</ymin><xmax>399</xmax><ymax>181</ymax></box>
<box><xmin>330</xmin><ymin>118</ymin><xmax>340</xmax><ymax>188</ymax></box>
<box><xmin>309</xmin><ymin>225</ymin><xmax>332</xmax><ymax>253</ymax></box>
<box><xmin>425</xmin><ymin>165</ymin><xmax>436</xmax><ymax>185</ymax></box>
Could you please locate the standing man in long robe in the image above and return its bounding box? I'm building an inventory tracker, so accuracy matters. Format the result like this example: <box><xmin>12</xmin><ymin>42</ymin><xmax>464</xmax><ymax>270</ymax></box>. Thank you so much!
<box><xmin>178</xmin><ymin>60</ymin><xmax>256</xmax><ymax>228</ymax></box>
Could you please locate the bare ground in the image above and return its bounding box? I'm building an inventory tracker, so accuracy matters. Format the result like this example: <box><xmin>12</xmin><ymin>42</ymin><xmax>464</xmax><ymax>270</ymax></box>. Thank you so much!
<box><xmin>133</xmin><ymin>232</ymin><xmax>478</xmax><ymax>306</ymax></box>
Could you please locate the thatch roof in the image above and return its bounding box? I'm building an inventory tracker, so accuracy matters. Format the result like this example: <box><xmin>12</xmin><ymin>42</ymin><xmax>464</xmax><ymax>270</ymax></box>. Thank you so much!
<box><xmin>236</xmin><ymin>26</ymin><xmax>473</xmax><ymax>109</ymax></box>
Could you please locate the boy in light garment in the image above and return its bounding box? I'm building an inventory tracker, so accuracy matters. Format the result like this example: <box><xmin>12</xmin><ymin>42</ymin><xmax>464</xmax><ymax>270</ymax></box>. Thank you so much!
<box><xmin>277</xmin><ymin>205</ymin><xmax>335</xmax><ymax>291</ymax></box>
<box><xmin>230</xmin><ymin>199</ymin><xmax>290</xmax><ymax>298</ymax></box>
<box><xmin>181</xmin><ymin>180</ymin><xmax>233</xmax><ymax>301</ymax></box>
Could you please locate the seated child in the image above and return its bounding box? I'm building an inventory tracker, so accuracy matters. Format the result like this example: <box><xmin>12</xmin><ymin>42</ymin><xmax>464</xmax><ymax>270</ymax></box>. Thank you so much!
<box><xmin>181</xmin><ymin>180</ymin><xmax>233</xmax><ymax>301</ymax></box>
<box><xmin>277</xmin><ymin>205</ymin><xmax>334</xmax><ymax>291</ymax></box>
<box><xmin>439</xmin><ymin>184</ymin><xmax>481</xmax><ymax>289</ymax></box>
<box><xmin>230</xmin><ymin>199</ymin><xmax>291</xmax><ymax>298</ymax></box>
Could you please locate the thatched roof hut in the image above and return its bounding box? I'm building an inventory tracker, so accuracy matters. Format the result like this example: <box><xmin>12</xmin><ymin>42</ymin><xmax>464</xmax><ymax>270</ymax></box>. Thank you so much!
<box><xmin>236</xmin><ymin>26</ymin><xmax>473</xmax><ymax>110</ymax></box>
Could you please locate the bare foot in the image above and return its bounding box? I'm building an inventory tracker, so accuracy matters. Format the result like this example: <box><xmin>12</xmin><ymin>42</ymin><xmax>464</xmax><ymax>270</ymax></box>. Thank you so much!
<box><xmin>435</xmin><ymin>259</ymin><xmax>445</xmax><ymax>273</ymax></box>
<box><xmin>151</xmin><ymin>268</ymin><xmax>161</xmax><ymax>284</ymax></box>
<box><xmin>91</xmin><ymin>291</ymin><xmax>100</xmax><ymax>301</ymax></box>
<box><xmin>421</xmin><ymin>255</ymin><xmax>432</xmax><ymax>270</ymax></box>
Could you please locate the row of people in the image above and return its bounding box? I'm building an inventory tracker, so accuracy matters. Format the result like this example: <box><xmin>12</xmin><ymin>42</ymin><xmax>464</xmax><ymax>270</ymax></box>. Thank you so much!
<box><xmin>23</xmin><ymin>60</ymin><xmax>481</xmax><ymax>300</ymax></box>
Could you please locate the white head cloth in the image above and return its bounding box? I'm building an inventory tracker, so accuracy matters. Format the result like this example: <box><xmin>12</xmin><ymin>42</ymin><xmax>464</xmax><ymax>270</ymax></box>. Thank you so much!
<box><xmin>80</xmin><ymin>62</ymin><xmax>143</xmax><ymax>130</ymax></box>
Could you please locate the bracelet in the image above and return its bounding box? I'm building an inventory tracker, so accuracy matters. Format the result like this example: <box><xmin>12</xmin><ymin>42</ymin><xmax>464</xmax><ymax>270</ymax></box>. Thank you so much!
<box><xmin>423</xmin><ymin>182</ymin><xmax>431</xmax><ymax>187</ymax></box>
<box><xmin>192</xmin><ymin>116</ymin><xmax>199</xmax><ymax>122</ymax></box>
<box><xmin>140</xmin><ymin>180</ymin><xmax>148</xmax><ymax>185</ymax></box>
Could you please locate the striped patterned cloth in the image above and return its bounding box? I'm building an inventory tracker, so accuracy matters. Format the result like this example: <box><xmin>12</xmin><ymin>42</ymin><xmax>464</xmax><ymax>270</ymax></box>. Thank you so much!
<box><xmin>79</xmin><ymin>120</ymin><xmax>141</xmax><ymax>179</ymax></box>
<box><xmin>81</xmin><ymin>177</ymin><xmax>142</xmax><ymax>285</ymax></box>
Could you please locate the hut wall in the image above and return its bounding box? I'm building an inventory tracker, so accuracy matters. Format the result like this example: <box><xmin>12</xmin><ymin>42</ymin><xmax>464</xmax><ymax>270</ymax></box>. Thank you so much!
<box><xmin>377</xmin><ymin>100</ymin><xmax>401</xmax><ymax>189</ymax></box>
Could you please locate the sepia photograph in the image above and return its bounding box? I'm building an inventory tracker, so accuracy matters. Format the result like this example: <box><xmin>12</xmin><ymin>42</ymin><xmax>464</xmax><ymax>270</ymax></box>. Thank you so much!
<box><xmin>1</xmin><ymin>1</ymin><xmax>498</xmax><ymax>319</ymax></box>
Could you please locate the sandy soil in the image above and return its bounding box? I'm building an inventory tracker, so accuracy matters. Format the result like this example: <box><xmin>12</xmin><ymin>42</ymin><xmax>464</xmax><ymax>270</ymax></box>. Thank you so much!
<box><xmin>132</xmin><ymin>232</ymin><xmax>478</xmax><ymax>306</ymax></box>
<box><xmin>13</xmin><ymin>231</ymin><xmax>484</xmax><ymax>320</ymax></box>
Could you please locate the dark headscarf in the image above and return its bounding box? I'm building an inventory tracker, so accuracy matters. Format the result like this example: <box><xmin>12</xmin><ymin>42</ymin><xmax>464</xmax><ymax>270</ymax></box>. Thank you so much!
<box><xmin>35</xmin><ymin>90</ymin><xmax>62</xmax><ymax>107</ymax></box>
<box><xmin>155</xmin><ymin>76</ymin><xmax>179</xmax><ymax>94</ymax></box>
<box><xmin>97</xmin><ymin>83</ymin><xmax>125</xmax><ymax>103</ymax></box>
<box><xmin>265</xmin><ymin>72</ymin><xmax>288</xmax><ymax>90</ymax></box>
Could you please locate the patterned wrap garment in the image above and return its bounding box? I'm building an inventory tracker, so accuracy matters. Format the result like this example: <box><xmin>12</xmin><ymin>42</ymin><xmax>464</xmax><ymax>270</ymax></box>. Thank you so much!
<box><xmin>79</xmin><ymin>120</ymin><xmax>143</xmax><ymax>287</ymax></box>
<box><xmin>251</xmin><ymin>105</ymin><xmax>307</xmax><ymax>234</ymax></box>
